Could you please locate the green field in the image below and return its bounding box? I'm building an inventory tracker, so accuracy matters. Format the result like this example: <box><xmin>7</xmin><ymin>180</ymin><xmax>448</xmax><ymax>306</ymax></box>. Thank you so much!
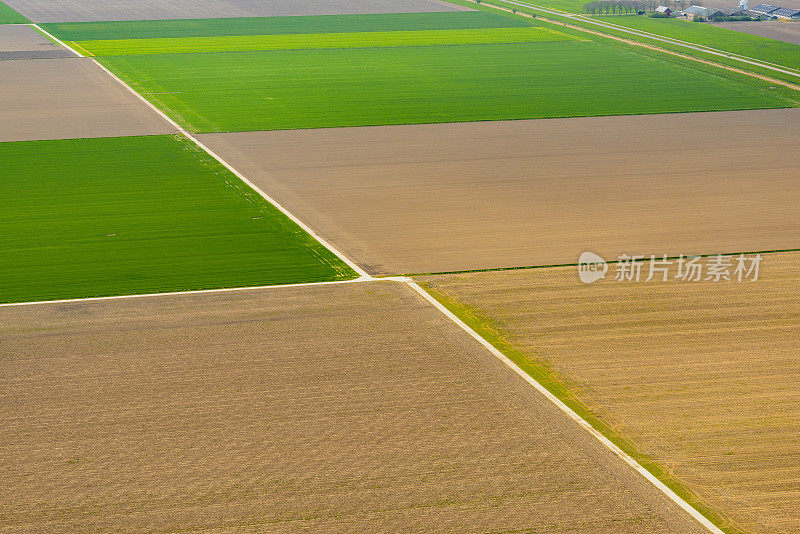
<box><xmin>0</xmin><ymin>135</ymin><xmax>354</xmax><ymax>304</ymax></box>
<box><xmin>100</xmin><ymin>40</ymin><xmax>791</xmax><ymax>133</ymax></box>
<box><xmin>594</xmin><ymin>15</ymin><xmax>800</xmax><ymax>71</ymax></box>
<box><xmin>42</xmin><ymin>10</ymin><xmax>528</xmax><ymax>41</ymax></box>
<box><xmin>73</xmin><ymin>27</ymin><xmax>571</xmax><ymax>56</ymax></box>
<box><xmin>0</xmin><ymin>1</ymin><xmax>28</xmax><ymax>24</ymax></box>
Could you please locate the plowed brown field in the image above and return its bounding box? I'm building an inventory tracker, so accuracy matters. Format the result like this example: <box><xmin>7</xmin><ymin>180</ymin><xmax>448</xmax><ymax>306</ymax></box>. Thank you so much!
<box><xmin>199</xmin><ymin>109</ymin><xmax>800</xmax><ymax>276</ymax></box>
<box><xmin>0</xmin><ymin>282</ymin><xmax>706</xmax><ymax>532</ymax></box>
<box><xmin>0</xmin><ymin>58</ymin><xmax>173</xmax><ymax>142</ymax></box>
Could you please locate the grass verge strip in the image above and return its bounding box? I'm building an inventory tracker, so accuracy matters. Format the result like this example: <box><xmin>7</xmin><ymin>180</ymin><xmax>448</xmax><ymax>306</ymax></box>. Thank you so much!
<box><xmin>588</xmin><ymin>15</ymin><xmax>800</xmax><ymax>72</ymax></box>
<box><xmin>462</xmin><ymin>0</ymin><xmax>800</xmax><ymax>85</ymax></box>
<box><xmin>395</xmin><ymin>248</ymin><xmax>800</xmax><ymax>277</ymax></box>
<box><xmin>416</xmin><ymin>281</ymin><xmax>742</xmax><ymax>533</ymax></box>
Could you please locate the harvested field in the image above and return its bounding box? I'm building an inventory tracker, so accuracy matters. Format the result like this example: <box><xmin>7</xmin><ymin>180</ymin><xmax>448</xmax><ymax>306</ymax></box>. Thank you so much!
<box><xmin>0</xmin><ymin>57</ymin><xmax>171</xmax><ymax>142</ymax></box>
<box><xmin>98</xmin><ymin>40</ymin><xmax>791</xmax><ymax>133</ymax></box>
<box><xmin>0</xmin><ymin>23</ymin><xmax>72</xmax><ymax>59</ymax></box>
<box><xmin>42</xmin><ymin>11</ymin><xmax>521</xmax><ymax>42</ymax></box>
<box><xmin>0</xmin><ymin>281</ymin><xmax>708</xmax><ymax>532</ymax></box>
<box><xmin>711</xmin><ymin>21</ymin><xmax>800</xmax><ymax>47</ymax></box>
<box><xmin>4</xmin><ymin>0</ymin><xmax>469</xmax><ymax>23</ymax></box>
<box><xmin>417</xmin><ymin>251</ymin><xmax>800</xmax><ymax>534</ymax></box>
<box><xmin>0</xmin><ymin>135</ymin><xmax>353</xmax><ymax>304</ymax></box>
<box><xmin>198</xmin><ymin>109</ymin><xmax>800</xmax><ymax>276</ymax></box>
<box><xmin>702</xmin><ymin>0</ymin><xmax>800</xmax><ymax>9</ymax></box>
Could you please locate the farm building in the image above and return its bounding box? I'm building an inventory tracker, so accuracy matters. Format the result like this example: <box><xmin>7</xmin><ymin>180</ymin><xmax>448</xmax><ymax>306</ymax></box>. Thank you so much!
<box><xmin>656</xmin><ymin>6</ymin><xmax>673</xmax><ymax>14</ymax></box>
<box><xmin>749</xmin><ymin>3</ymin><xmax>782</xmax><ymax>16</ymax></box>
<box><xmin>716</xmin><ymin>7</ymin><xmax>747</xmax><ymax>16</ymax></box>
<box><xmin>771</xmin><ymin>7</ymin><xmax>800</xmax><ymax>18</ymax></box>
<box><xmin>683</xmin><ymin>5</ymin><xmax>724</xmax><ymax>17</ymax></box>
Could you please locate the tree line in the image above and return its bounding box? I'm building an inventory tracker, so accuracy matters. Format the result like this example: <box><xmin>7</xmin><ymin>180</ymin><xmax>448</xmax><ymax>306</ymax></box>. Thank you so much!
<box><xmin>583</xmin><ymin>0</ymin><xmax>701</xmax><ymax>14</ymax></box>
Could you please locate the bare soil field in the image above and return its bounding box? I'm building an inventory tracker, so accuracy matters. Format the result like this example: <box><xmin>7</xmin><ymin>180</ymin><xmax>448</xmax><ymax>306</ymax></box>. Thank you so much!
<box><xmin>4</xmin><ymin>0</ymin><xmax>469</xmax><ymax>23</ymax></box>
<box><xmin>0</xmin><ymin>282</ymin><xmax>707</xmax><ymax>533</ymax></box>
<box><xmin>0</xmin><ymin>57</ymin><xmax>172</xmax><ymax>142</ymax></box>
<box><xmin>0</xmin><ymin>24</ymin><xmax>73</xmax><ymax>59</ymax></box>
<box><xmin>711</xmin><ymin>21</ymin><xmax>800</xmax><ymax>46</ymax></box>
<box><xmin>708</xmin><ymin>0</ymin><xmax>800</xmax><ymax>9</ymax></box>
<box><xmin>199</xmin><ymin>109</ymin><xmax>800</xmax><ymax>276</ymax></box>
<box><xmin>418</xmin><ymin>251</ymin><xmax>800</xmax><ymax>534</ymax></box>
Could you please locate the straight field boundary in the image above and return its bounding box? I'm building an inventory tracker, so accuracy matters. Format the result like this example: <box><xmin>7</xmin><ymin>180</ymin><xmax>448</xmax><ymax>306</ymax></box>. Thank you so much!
<box><xmin>28</xmin><ymin>23</ymin><xmax>80</xmax><ymax>56</ymax></box>
<box><xmin>24</xmin><ymin>22</ymin><xmax>729</xmax><ymax>534</ymax></box>
<box><xmin>30</xmin><ymin>23</ymin><xmax>369</xmax><ymax>281</ymax></box>
<box><xmin>396</xmin><ymin>247</ymin><xmax>800</xmax><ymax>277</ymax></box>
<box><xmin>0</xmin><ymin>277</ymin><xmax>410</xmax><ymax>309</ymax></box>
<box><xmin>466</xmin><ymin>0</ymin><xmax>800</xmax><ymax>85</ymax></box>
<box><xmin>584</xmin><ymin>15</ymin><xmax>800</xmax><ymax>73</ymax></box>
<box><xmin>408</xmin><ymin>279</ymin><xmax>727</xmax><ymax>533</ymax></box>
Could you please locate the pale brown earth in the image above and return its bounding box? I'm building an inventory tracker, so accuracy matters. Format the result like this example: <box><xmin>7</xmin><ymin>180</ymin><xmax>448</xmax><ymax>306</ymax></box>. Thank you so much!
<box><xmin>702</xmin><ymin>0</ymin><xmax>800</xmax><ymax>10</ymax></box>
<box><xmin>3</xmin><ymin>0</ymin><xmax>469</xmax><ymax>23</ymax></box>
<box><xmin>0</xmin><ymin>282</ymin><xmax>708</xmax><ymax>532</ymax></box>
<box><xmin>711</xmin><ymin>20</ymin><xmax>800</xmax><ymax>46</ymax></box>
<box><xmin>0</xmin><ymin>57</ymin><xmax>173</xmax><ymax>142</ymax></box>
<box><xmin>600</xmin><ymin>0</ymin><xmax>800</xmax><ymax>8</ymax></box>
<box><xmin>418</xmin><ymin>251</ymin><xmax>800</xmax><ymax>534</ymax></box>
<box><xmin>0</xmin><ymin>24</ymin><xmax>73</xmax><ymax>59</ymax></box>
<box><xmin>198</xmin><ymin>109</ymin><xmax>800</xmax><ymax>276</ymax></box>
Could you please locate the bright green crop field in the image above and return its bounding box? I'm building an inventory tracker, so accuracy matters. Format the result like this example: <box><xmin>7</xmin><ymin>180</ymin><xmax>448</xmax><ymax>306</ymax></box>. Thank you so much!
<box><xmin>0</xmin><ymin>1</ymin><xmax>28</xmax><ymax>24</ymax></box>
<box><xmin>43</xmin><ymin>10</ymin><xmax>528</xmax><ymax>41</ymax></box>
<box><xmin>0</xmin><ymin>135</ymin><xmax>354</xmax><ymax>304</ymax></box>
<box><xmin>100</xmin><ymin>40</ymin><xmax>791</xmax><ymax>133</ymax></box>
<box><xmin>73</xmin><ymin>27</ymin><xmax>570</xmax><ymax>56</ymax></box>
<box><xmin>593</xmin><ymin>15</ymin><xmax>800</xmax><ymax>71</ymax></box>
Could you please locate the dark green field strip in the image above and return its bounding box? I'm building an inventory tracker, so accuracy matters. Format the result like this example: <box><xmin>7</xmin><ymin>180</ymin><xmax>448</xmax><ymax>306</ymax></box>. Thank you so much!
<box><xmin>42</xmin><ymin>10</ymin><xmax>529</xmax><ymax>42</ymax></box>
<box><xmin>73</xmin><ymin>27</ymin><xmax>572</xmax><ymax>56</ymax></box>
<box><xmin>99</xmin><ymin>40</ymin><xmax>790</xmax><ymax>133</ymax></box>
<box><xmin>0</xmin><ymin>1</ymin><xmax>28</xmax><ymax>24</ymax></box>
<box><xmin>0</xmin><ymin>135</ymin><xmax>354</xmax><ymax>304</ymax></box>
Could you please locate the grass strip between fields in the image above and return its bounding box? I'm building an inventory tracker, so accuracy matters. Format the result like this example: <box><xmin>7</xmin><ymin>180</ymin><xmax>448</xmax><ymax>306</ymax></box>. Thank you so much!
<box><xmin>0</xmin><ymin>1</ymin><xmax>28</xmax><ymax>24</ymax></box>
<box><xmin>71</xmin><ymin>27</ymin><xmax>573</xmax><ymax>56</ymax></box>
<box><xmin>456</xmin><ymin>0</ymin><xmax>800</xmax><ymax>85</ymax></box>
<box><xmin>41</xmin><ymin>10</ymin><xmax>530</xmax><ymax>41</ymax></box>
<box><xmin>590</xmin><ymin>15</ymin><xmax>800</xmax><ymax>72</ymax></box>
<box><xmin>397</xmin><ymin>248</ymin><xmax>800</xmax><ymax>277</ymax></box>
<box><xmin>0</xmin><ymin>135</ymin><xmax>355</xmax><ymax>304</ymax></box>
<box><xmin>416</xmin><ymin>281</ymin><xmax>743</xmax><ymax>534</ymax></box>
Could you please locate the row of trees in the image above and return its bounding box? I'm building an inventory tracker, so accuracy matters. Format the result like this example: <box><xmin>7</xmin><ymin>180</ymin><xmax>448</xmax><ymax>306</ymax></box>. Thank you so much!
<box><xmin>583</xmin><ymin>0</ymin><xmax>702</xmax><ymax>14</ymax></box>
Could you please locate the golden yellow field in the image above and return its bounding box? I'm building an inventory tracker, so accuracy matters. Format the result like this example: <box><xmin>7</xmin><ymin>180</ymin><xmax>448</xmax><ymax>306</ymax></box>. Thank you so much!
<box><xmin>419</xmin><ymin>252</ymin><xmax>800</xmax><ymax>533</ymax></box>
